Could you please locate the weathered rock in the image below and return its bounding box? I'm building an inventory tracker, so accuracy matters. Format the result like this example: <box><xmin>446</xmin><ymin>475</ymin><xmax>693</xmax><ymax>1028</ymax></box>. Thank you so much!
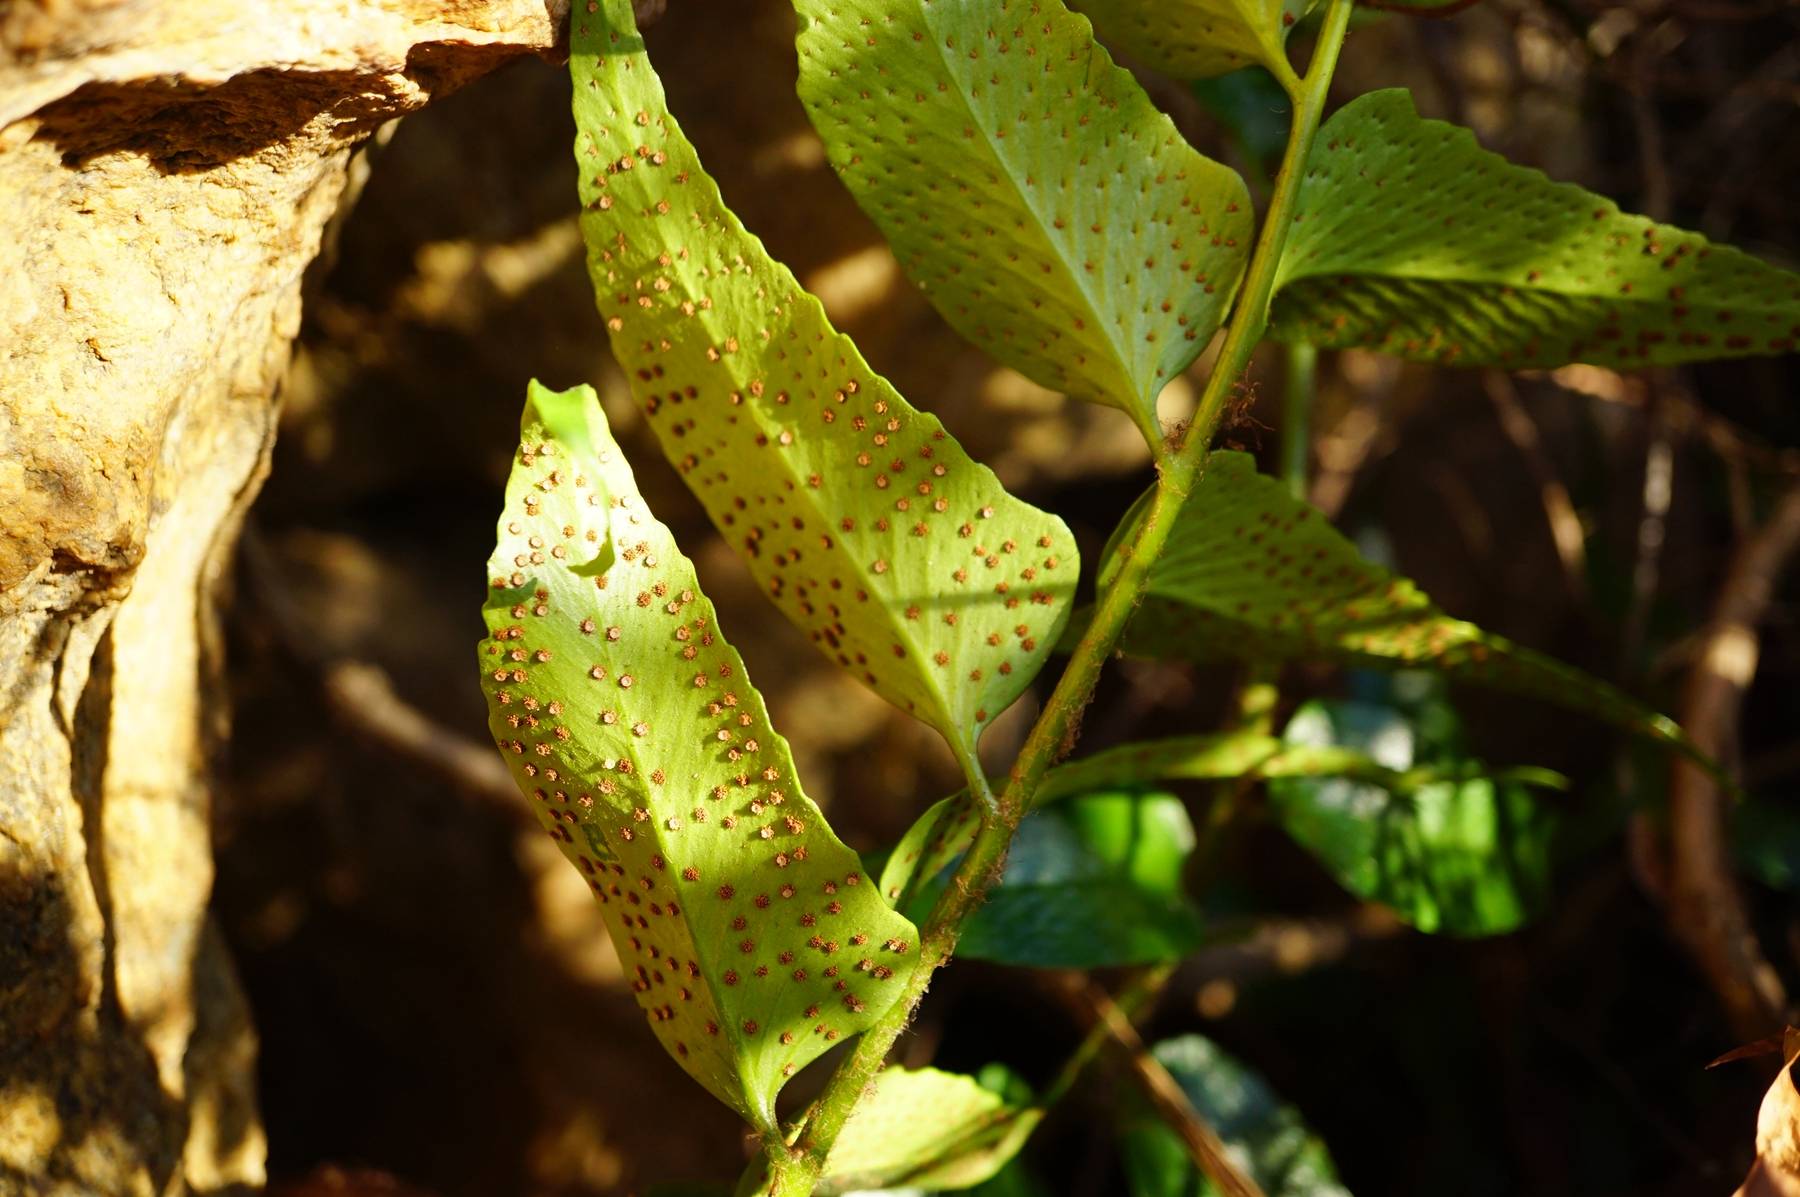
<box><xmin>0</xmin><ymin>4</ymin><xmax>564</xmax><ymax>1193</ymax></box>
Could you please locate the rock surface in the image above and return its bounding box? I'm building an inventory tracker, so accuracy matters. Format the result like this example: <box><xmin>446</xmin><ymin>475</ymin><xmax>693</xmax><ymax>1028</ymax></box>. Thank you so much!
<box><xmin>0</xmin><ymin>4</ymin><xmax>564</xmax><ymax>1193</ymax></box>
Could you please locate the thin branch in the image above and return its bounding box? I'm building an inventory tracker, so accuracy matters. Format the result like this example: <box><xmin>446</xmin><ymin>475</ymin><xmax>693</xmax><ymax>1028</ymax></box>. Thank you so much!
<box><xmin>1621</xmin><ymin>389</ymin><xmax>1675</xmax><ymax>673</ymax></box>
<box><xmin>320</xmin><ymin>660</ymin><xmax>521</xmax><ymax>811</ymax></box>
<box><xmin>1172</xmin><ymin>907</ymin><xmax>1405</xmax><ymax>994</ymax></box>
<box><xmin>1539</xmin><ymin>364</ymin><xmax>1800</xmax><ymax>479</ymax></box>
<box><xmin>1078</xmin><ymin>976</ymin><xmax>1266</xmax><ymax>1197</ymax></box>
<box><xmin>1482</xmin><ymin>371</ymin><xmax>1589</xmax><ymax>604</ymax></box>
<box><xmin>240</xmin><ymin>528</ymin><xmax>524</xmax><ymax>815</ymax></box>
<box><xmin>1667</xmin><ymin>484</ymin><xmax>1800</xmax><ymax>1039</ymax></box>
<box><xmin>1040</xmin><ymin>964</ymin><xmax>1175</xmax><ymax>1109</ymax></box>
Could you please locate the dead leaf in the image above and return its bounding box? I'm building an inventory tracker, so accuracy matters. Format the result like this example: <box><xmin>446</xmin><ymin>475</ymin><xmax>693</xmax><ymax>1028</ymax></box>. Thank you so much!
<box><xmin>1733</xmin><ymin>1028</ymin><xmax>1800</xmax><ymax>1197</ymax></box>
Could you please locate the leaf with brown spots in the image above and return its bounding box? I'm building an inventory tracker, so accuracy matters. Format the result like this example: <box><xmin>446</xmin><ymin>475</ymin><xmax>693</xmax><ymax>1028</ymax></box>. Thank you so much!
<box><xmin>792</xmin><ymin>0</ymin><xmax>1254</xmax><ymax>446</ymax></box>
<box><xmin>1269</xmin><ymin>90</ymin><xmax>1800</xmax><ymax>368</ymax></box>
<box><xmin>1071</xmin><ymin>0</ymin><xmax>1319</xmax><ymax>81</ymax></box>
<box><xmin>1097</xmin><ymin>452</ymin><xmax>1701</xmax><ymax>758</ymax></box>
<box><xmin>573</xmin><ymin>0</ymin><xmax>1078</xmax><ymax>770</ymax></box>
<box><xmin>478</xmin><ymin>381</ymin><xmax>920</xmax><ymax>1133</ymax></box>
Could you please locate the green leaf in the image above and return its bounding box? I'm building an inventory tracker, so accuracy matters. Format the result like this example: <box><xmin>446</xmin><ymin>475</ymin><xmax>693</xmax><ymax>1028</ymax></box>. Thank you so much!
<box><xmin>1072</xmin><ymin>0</ymin><xmax>1318</xmax><ymax>81</ymax></box>
<box><xmin>1269</xmin><ymin>89</ymin><xmax>1800</xmax><ymax>368</ymax></box>
<box><xmin>875</xmin><ymin>733</ymin><xmax>1278</xmax><ymax>910</ymax></box>
<box><xmin>1270</xmin><ymin>698</ymin><xmax>1556</xmax><ymax>935</ymax></box>
<box><xmin>478</xmin><ymin>381</ymin><xmax>920</xmax><ymax>1133</ymax></box>
<box><xmin>793</xmin><ymin>0</ymin><xmax>1254</xmax><ymax>444</ymax></box>
<box><xmin>1121</xmin><ymin>1036</ymin><xmax>1350</xmax><ymax>1197</ymax></box>
<box><xmin>1734</xmin><ymin>796</ymin><xmax>1800</xmax><ymax>893</ymax></box>
<box><xmin>1192</xmin><ymin>68</ymin><xmax>1294</xmax><ymax>178</ymax></box>
<box><xmin>900</xmin><ymin>789</ymin><xmax>1207</xmax><ymax>968</ymax></box>
<box><xmin>875</xmin><ymin>728</ymin><xmax>1559</xmax><ymax>908</ymax></box>
<box><xmin>1103</xmin><ymin>451</ymin><xmax>1695</xmax><ymax>756</ymax></box>
<box><xmin>817</xmin><ymin>1066</ymin><xmax>1044</xmax><ymax>1194</ymax></box>
<box><xmin>572</xmin><ymin>1</ymin><xmax>1078</xmax><ymax>768</ymax></box>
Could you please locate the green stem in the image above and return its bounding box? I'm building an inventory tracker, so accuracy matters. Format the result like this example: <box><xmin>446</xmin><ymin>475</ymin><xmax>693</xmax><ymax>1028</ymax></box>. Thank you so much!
<box><xmin>1223</xmin><ymin>338</ymin><xmax>1320</xmax><ymax>855</ymax></box>
<box><xmin>758</xmin><ymin>6</ymin><xmax>1354</xmax><ymax>1190</ymax></box>
<box><xmin>1040</xmin><ymin>963</ymin><xmax>1176</xmax><ymax>1109</ymax></box>
<box><xmin>1281</xmin><ymin>341</ymin><xmax>1317</xmax><ymax>501</ymax></box>
<box><xmin>1175</xmin><ymin>2</ymin><xmax>1350</xmax><ymax>474</ymax></box>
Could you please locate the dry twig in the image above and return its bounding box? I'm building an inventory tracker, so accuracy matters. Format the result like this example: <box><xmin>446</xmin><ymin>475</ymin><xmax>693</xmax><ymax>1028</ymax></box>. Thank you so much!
<box><xmin>1077</xmin><ymin>978</ymin><xmax>1268</xmax><ymax>1197</ymax></box>
<box><xmin>1668</xmin><ymin>485</ymin><xmax>1800</xmax><ymax>1039</ymax></box>
<box><xmin>1483</xmin><ymin>371</ymin><xmax>1589</xmax><ymax>604</ymax></box>
<box><xmin>240</xmin><ymin>529</ymin><xmax>524</xmax><ymax>815</ymax></box>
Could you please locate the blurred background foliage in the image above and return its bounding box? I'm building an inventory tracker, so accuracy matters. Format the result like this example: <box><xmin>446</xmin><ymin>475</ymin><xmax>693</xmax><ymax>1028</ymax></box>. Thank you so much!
<box><xmin>220</xmin><ymin>0</ymin><xmax>1800</xmax><ymax>1193</ymax></box>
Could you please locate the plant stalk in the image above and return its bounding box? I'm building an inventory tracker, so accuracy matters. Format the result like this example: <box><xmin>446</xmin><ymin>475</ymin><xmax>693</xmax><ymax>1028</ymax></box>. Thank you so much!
<box><xmin>1040</xmin><ymin>963</ymin><xmax>1176</xmax><ymax>1109</ymax></box>
<box><xmin>1281</xmin><ymin>341</ymin><xmax>1317</xmax><ymax>500</ymax></box>
<box><xmin>757</xmin><ymin>4</ymin><xmax>1354</xmax><ymax>1189</ymax></box>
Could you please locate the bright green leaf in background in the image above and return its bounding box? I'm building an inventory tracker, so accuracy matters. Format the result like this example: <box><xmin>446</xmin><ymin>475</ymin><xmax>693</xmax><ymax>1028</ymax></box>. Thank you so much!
<box><xmin>1071</xmin><ymin>0</ymin><xmax>1318</xmax><ymax>83</ymax></box>
<box><xmin>1103</xmin><ymin>452</ymin><xmax>1694</xmax><ymax>756</ymax></box>
<box><xmin>876</xmin><ymin>727</ymin><xmax>1559</xmax><ymax>909</ymax></box>
<box><xmin>793</xmin><ymin>0</ymin><xmax>1254</xmax><ymax>445</ymax></box>
<box><xmin>816</xmin><ymin>1066</ymin><xmax>1043</xmax><ymax>1193</ymax></box>
<box><xmin>1270</xmin><ymin>697</ymin><xmax>1558</xmax><ymax>935</ymax></box>
<box><xmin>573</xmin><ymin>0</ymin><xmax>1077</xmax><ymax>770</ymax></box>
<box><xmin>1122</xmin><ymin>1036</ymin><xmax>1351</xmax><ymax>1197</ymax></box>
<box><xmin>1733</xmin><ymin>796</ymin><xmax>1800</xmax><ymax>893</ymax></box>
<box><xmin>900</xmin><ymin>789</ymin><xmax>1208</xmax><ymax>968</ymax></box>
<box><xmin>478</xmin><ymin>382</ymin><xmax>919</xmax><ymax>1132</ymax></box>
<box><xmin>1191</xmin><ymin>67</ymin><xmax>1294</xmax><ymax>181</ymax></box>
<box><xmin>1268</xmin><ymin>89</ymin><xmax>1800</xmax><ymax>368</ymax></box>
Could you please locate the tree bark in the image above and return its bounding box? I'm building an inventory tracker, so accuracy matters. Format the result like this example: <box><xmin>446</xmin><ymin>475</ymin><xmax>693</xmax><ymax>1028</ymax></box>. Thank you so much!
<box><xmin>0</xmin><ymin>4</ymin><xmax>563</xmax><ymax>1193</ymax></box>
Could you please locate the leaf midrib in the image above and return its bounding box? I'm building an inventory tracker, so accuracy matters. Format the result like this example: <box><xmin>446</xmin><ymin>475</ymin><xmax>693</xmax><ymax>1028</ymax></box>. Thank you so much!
<box><xmin>916</xmin><ymin>4</ymin><xmax>1146</xmax><ymax>408</ymax></box>
<box><xmin>579</xmin><ymin>161</ymin><xmax>956</xmax><ymax>750</ymax></box>
<box><xmin>529</xmin><ymin>456</ymin><xmax>766</xmax><ymax>1124</ymax></box>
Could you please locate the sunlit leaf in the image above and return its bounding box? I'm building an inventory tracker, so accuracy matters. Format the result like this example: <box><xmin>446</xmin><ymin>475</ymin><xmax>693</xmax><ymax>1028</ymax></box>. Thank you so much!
<box><xmin>793</xmin><ymin>0</ymin><xmax>1254</xmax><ymax>443</ymax></box>
<box><xmin>1101</xmin><ymin>452</ymin><xmax>1695</xmax><ymax>756</ymax></box>
<box><xmin>1072</xmin><ymin>0</ymin><xmax>1318</xmax><ymax>81</ymax></box>
<box><xmin>1269</xmin><ymin>89</ymin><xmax>1800</xmax><ymax>368</ymax></box>
<box><xmin>1732</xmin><ymin>1028</ymin><xmax>1800</xmax><ymax>1196</ymax></box>
<box><xmin>1270</xmin><ymin>698</ymin><xmax>1557</xmax><ymax>935</ymax></box>
<box><xmin>817</xmin><ymin>1066</ymin><xmax>1043</xmax><ymax>1193</ymax></box>
<box><xmin>901</xmin><ymin>789</ymin><xmax>1207</xmax><ymax>968</ymax></box>
<box><xmin>573</xmin><ymin>0</ymin><xmax>1077</xmax><ymax>767</ymax></box>
<box><xmin>478</xmin><ymin>381</ymin><xmax>919</xmax><ymax>1133</ymax></box>
<box><xmin>1122</xmin><ymin>1036</ymin><xmax>1351</xmax><ymax>1197</ymax></box>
